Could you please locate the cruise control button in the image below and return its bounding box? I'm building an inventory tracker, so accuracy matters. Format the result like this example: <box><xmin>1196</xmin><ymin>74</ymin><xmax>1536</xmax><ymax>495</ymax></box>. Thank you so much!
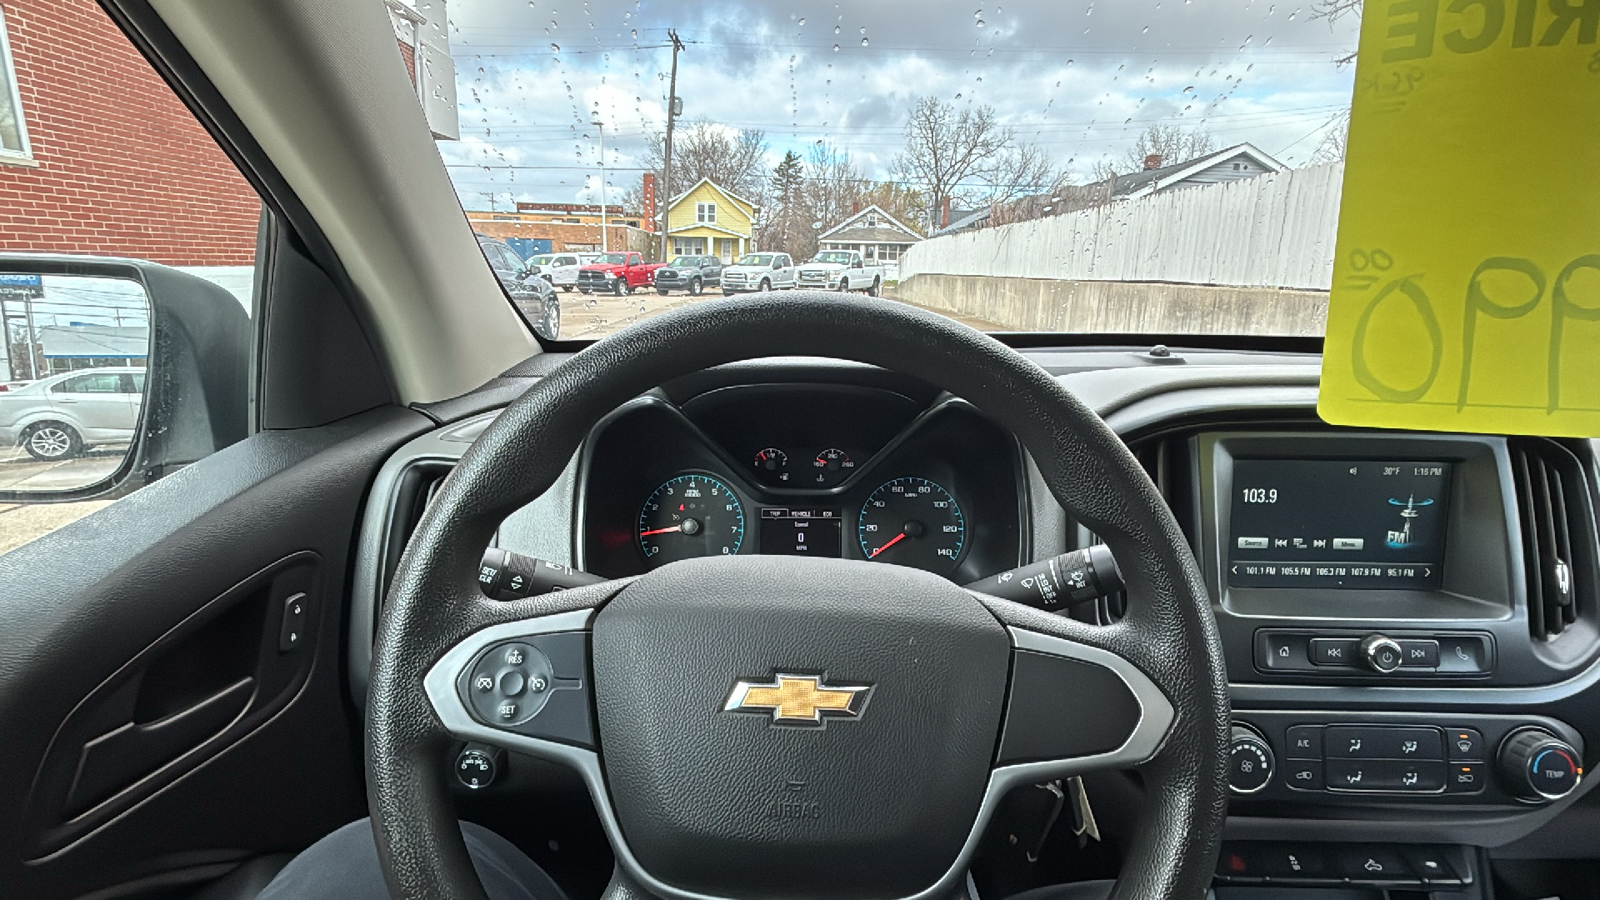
<box><xmin>498</xmin><ymin>669</ymin><xmax>527</xmax><ymax>696</ymax></box>
<box><xmin>1447</xmin><ymin>728</ymin><xmax>1485</xmax><ymax>761</ymax></box>
<box><xmin>1398</xmin><ymin>639</ymin><xmax>1440</xmax><ymax>667</ymax></box>
<box><xmin>1325</xmin><ymin>726</ymin><xmax>1443</xmax><ymax>760</ymax></box>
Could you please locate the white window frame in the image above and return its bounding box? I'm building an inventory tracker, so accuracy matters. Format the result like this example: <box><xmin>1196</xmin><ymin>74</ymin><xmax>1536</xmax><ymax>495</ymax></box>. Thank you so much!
<box><xmin>696</xmin><ymin>202</ymin><xmax>717</xmax><ymax>224</ymax></box>
<box><xmin>0</xmin><ymin>5</ymin><xmax>34</xmax><ymax>162</ymax></box>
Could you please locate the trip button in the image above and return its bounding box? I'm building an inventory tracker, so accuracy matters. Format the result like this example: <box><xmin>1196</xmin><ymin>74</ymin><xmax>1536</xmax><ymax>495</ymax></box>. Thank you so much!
<box><xmin>1398</xmin><ymin>639</ymin><xmax>1440</xmax><ymax>667</ymax></box>
<box><xmin>1447</xmin><ymin>728</ymin><xmax>1485</xmax><ymax>761</ymax></box>
<box><xmin>1310</xmin><ymin>638</ymin><xmax>1359</xmax><ymax>667</ymax></box>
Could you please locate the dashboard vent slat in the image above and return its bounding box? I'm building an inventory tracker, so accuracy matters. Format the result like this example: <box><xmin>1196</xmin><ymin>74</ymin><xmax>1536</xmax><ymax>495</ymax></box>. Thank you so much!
<box><xmin>1512</xmin><ymin>440</ymin><xmax>1591</xmax><ymax>642</ymax></box>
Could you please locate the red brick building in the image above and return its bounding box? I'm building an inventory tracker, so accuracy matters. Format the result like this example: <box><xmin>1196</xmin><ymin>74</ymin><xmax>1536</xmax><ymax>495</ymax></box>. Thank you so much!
<box><xmin>0</xmin><ymin>0</ymin><xmax>259</xmax><ymax>266</ymax></box>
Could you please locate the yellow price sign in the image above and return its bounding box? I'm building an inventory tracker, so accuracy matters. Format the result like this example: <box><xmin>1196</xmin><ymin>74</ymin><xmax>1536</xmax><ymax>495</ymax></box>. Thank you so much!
<box><xmin>1319</xmin><ymin>0</ymin><xmax>1600</xmax><ymax>437</ymax></box>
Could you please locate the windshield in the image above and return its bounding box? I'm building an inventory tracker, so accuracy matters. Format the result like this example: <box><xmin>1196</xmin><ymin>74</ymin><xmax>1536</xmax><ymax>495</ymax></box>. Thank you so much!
<box><xmin>813</xmin><ymin>252</ymin><xmax>856</xmax><ymax>265</ymax></box>
<box><xmin>527</xmin><ymin>254</ymin><xmax>555</xmax><ymax>266</ymax></box>
<box><xmin>669</xmin><ymin>257</ymin><xmax>701</xmax><ymax>267</ymax></box>
<box><xmin>591</xmin><ymin>253</ymin><xmax>630</xmax><ymax>265</ymax></box>
<box><xmin>432</xmin><ymin>0</ymin><xmax>1359</xmax><ymax>340</ymax></box>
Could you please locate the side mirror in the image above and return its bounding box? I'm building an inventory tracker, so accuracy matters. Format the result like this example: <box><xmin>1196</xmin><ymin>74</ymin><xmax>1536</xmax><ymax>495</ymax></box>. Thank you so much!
<box><xmin>0</xmin><ymin>256</ymin><xmax>248</xmax><ymax>504</ymax></box>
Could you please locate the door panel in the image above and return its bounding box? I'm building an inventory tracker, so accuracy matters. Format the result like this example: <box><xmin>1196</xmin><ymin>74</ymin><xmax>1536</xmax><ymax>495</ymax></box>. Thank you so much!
<box><xmin>0</xmin><ymin>405</ymin><xmax>432</xmax><ymax>898</ymax></box>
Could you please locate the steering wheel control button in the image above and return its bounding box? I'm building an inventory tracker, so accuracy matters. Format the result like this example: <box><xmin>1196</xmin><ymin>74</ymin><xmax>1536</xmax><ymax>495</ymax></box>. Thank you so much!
<box><xmin>1360</xmin><ymin>634</ymin><xmax>1404</xmax><ymax>673</ymax></box>
<box><xmin>1285</xmin><ymin>725</ymin><xmax>1322</xmax><ymax>759</ymax></box>
<box><xmin>457</xmin><ymin>632</ymin><xmax>594</xmax><ymax>746</ymax></box>
<box><xmin>1498</xmin><ymin>727</ymin><xmax>1582</xmax><ymax>802</ymax></box>
<box><xmin>454</xmin><ymin>743</ymin><xmax>505</xmax><ymax>790</ymax></box>
<box><xmin>1325</xmin><ymin>726</ymin><xmax>1443</xmax><ymax>760</ymax></box>
<box><xmin>1326</xmin><ymin>759</ymin><xmax>1446</xmax><ymax>793</ymax></box>
<box><xmin>1228</xmin><ymin>725</ymin><xmax>1275</xmax><ymax>795</ymax></box>
<box><xmin>1447</xmin><ymin>728</ymin><xmax>1485</xmax><ymax>761</ymax></box>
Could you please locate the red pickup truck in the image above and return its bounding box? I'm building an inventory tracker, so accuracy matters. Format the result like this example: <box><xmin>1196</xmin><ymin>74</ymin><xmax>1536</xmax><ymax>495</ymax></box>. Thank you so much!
<box><xmin>575</xmin><ymin>252</ymin><xmax>666</xmax><ymax>295</ymax></box>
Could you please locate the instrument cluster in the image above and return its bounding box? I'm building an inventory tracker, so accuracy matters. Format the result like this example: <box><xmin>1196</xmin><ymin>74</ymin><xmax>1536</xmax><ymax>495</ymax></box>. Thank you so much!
<box><xmin>579</xmin><ymin>384</ymin><xmax>1023</xmax><ymax>582</ymax></box>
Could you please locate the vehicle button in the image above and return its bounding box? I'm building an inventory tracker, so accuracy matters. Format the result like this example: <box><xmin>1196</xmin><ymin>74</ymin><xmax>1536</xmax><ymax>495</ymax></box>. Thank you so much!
<box><xmin>1256</xmin><ymin>631</ymin><xmax>1313</xmax><ymax>671</ymax></box>
<box><xmin>1398</xmin><ymin>639</ymin><xmax>1440</xmax><ymax>667</ymax></box>
<box><xmin>1325</xmin><ymin>726</ymin><xmax>1443</xmax><ymax>760</ymax></box>
<box><xmin>1401</xmin><ymin>847</ymin><xmax>1461</xmax><ymax>885</ymax></box>
<box><xmin>1447</xmin><ymin>728</ymin><xmax>1485</xmax><ymax>761</ymax></box>
<box><xmin>1446</xmin><ymin>763</ymin><xmax>1487</xmax><ymax>793</ymax></box>
<box><xmin>1436</xmin><ymin>634</ymin><xmax>1492</xmax><ymax>674</ymax></box>
<box><xmin>1257</xmin><ymin>844</ymin><xmax>1334</xmax><ymax>882</ymax></box>
<box><xmin>1310</xmin><ymin>638</ymin><xmax>1359</xmax><ymax>666</ymax></box>
<box><xmin>1326</xmin><ymin>759</ymin><xmax>1446</xmax><ymax>792</ymax></box>
<box><xmin>1285</xmin><ymin>725</ymin><xmax>1323</xmax><ymax>759</ymax></box>
<box><xmin>1283</xmin><ymin>760</ymin><xmax>1324</xmax><ymax>791</ymax></box>
<box><xmin>1336</xmin><ymin>847</ymin><xmax>1414</xmax><ymax>884</ymax></box>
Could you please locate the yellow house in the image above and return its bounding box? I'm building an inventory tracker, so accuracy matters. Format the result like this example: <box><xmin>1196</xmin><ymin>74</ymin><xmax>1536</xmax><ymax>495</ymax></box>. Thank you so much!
<box><xmin>665</xmin><ymin>179</ymin><xmax>758</xmax><ymax>262</ymax></box>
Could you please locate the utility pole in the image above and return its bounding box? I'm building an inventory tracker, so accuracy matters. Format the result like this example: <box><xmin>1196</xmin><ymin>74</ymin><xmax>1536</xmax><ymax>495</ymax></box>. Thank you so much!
<box><xmin>662</xmin><ymin>29</ymin><xmax>685</xmax><ymax>258</ymax></box>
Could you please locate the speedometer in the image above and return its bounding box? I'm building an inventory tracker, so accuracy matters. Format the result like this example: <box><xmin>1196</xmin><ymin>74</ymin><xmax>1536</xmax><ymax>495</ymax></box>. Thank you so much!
<box><xmin>857</xmin><ymin>477</ymin><xmax>966</xmax><ymax>574</ymax></box>
<box><xmin>638</xmin><ymin>474</ymin><xmax>746</xmax><ymax>567</ymax></box>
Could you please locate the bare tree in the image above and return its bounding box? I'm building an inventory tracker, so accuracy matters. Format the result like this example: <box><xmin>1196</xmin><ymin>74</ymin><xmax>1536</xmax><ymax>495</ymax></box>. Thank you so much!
<box><xmin>1119</xmin><ymin>123</ymin><xmax>1217</xmax><ymax>173</ymax></box>
<box><xmin>982</xmin><ymin>142</ymin><xmax>1060</xmax><ymax>204</ymax></box>
<box><xmin>894</xmin><ymin>97</ymin><xmax>1013</xmax><ymax>232</ymax></box>
<box><xmin>1310</xmin><ymin>0</ymin><xmax>1362</xmax><ymax>64</ymax></box>
<box><xmin>625</xmin><ymin>119</ymin><xmax>769</xmax><ymax>214</ymax></box>
<box><xmin>1311</xmin><ymin>109</ymin><xmax>1350</xmax><ymax>165</ymax></box>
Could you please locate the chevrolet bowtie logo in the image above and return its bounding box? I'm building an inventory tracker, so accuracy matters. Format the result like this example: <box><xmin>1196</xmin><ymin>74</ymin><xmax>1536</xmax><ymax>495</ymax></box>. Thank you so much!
<box><xmin>724</xmin><ymin>674</ymin><xmax>872</xmax><ymax>725</ymax></box>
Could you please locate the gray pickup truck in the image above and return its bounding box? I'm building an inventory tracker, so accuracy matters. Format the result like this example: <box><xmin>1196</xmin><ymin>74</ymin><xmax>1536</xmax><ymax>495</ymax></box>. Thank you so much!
<box><xmin>652</xmin><ymin>255</ymin><xmax>723</xmax><ymax>296</ymax></box>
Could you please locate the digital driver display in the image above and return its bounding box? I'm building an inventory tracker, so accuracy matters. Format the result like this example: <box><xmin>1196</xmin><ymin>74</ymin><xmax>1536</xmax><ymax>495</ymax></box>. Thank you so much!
<box><xmin>759</xmin><ymin>507</ymin><xmax>843</xmax><ymax>557</ymax></box>
<box><xmin>1228</xmin><ymin>460</ymin><xmax>1452</xmax><ymax>590</ymax></box>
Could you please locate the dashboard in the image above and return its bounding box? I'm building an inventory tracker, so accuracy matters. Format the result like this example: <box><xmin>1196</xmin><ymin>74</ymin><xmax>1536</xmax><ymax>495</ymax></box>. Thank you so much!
<box><xmin>350</xmin><ymin>347</ymin><xmax>1600</xmax><ymax>864</ymax></box>
<box><xmin>577</xmin><ymin>383</ymin><xmax>1023</xmax><ymax>581</ymax></box>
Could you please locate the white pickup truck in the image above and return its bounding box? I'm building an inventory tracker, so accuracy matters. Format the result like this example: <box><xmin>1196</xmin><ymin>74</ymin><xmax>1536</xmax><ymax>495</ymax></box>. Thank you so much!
<box><xmin>525</xmin><ymin>252</ymin><xmax>599</xmax><ymax>292</ymax></box>
<box><xmin>796</xmin><ymin>250</ymin><xmax>884</xmax><ymax>295</ymax></box>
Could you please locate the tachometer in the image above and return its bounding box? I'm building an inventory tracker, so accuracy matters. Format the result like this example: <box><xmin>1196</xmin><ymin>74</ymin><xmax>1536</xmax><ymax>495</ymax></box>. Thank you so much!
<box><xmin>857</xmin><ymin>477</ymin><xmax>966</xmax><ymax>574</ymax></box>
<box><xmin>638</xmin><ymin>474</ymin><xmax>746</xmax><ymax>566</ymax></box>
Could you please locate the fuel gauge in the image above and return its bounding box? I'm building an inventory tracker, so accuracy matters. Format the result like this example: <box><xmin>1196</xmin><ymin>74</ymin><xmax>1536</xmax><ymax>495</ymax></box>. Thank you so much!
<box><xmin>753</xmin><ymin>447</ymin><xmax>790</xmax><ymax>483</ymax></box>
<box><xmin>811</xmin><ymin>448</ymin><xmax>855</xmax><ymax>485</ymax></box>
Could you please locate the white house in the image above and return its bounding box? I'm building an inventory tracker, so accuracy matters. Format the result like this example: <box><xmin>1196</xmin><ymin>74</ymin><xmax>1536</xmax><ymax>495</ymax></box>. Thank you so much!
<box><xmin>816</xmin><ymin>205</ymin><xmax>923</xmax><ymax>279</ymax></box>
<box><xmin>1110</xmin><ymin>143</ymin><xmax>1286</xmax><ymax>200</ymax></box>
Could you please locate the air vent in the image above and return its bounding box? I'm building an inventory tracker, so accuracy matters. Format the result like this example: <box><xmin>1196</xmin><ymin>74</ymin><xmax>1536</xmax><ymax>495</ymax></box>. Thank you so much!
<box><xmin>1511</xmin><ymin>440</ymin><xmax>1597</xmax><ymax>642</ymax></box>
<box><xmin>378</xmin><ymin>462</ymin><xmax>454</xmax><ymax>612</ymax></box>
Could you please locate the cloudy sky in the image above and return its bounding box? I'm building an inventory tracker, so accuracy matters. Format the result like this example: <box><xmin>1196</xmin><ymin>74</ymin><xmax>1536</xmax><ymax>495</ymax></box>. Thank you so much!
<box><xmin>435</xmin><ymin>0</ymin><xmax>1360</xmax><ymax>211</ymax></box>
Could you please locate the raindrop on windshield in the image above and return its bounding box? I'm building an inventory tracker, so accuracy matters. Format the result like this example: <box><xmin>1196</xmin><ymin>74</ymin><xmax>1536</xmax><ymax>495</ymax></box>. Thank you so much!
<box><xmin>861</xmin><ymin>36</ymin><xmax>869</xmax><ymax>45</ymax></box>
<box><xmin>833</xmin><ymin>43</ymin><xmax>840</xmax><ymax>51</ymax></box>
<box><xmin>975</xmin><ymin>18</ymin><xmax>985</xmax><ymax>26</ymax></box>
<box><xmin>798</xmin><ymin>17</ymin><xmax>806</xmax><ymax>24</ymax></box>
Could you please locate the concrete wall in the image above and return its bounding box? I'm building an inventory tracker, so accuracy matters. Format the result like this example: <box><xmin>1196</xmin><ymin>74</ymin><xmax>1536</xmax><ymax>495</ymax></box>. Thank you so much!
<box><xmin>898</xmin><ymin>273</ymin><xmax>1328</xmax><ymax>336</ymax></box>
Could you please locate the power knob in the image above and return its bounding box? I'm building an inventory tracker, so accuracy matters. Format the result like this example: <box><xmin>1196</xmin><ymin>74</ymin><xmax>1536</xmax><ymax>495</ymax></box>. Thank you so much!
<box><xmin>1498</xmin><ymin>727</ymin><xmax>1582</xmax><ymax>802</ymax></box>
<box><xmin>1228</xmin><ymin>725</ymin><xmax>1275</xmax><ymax>795</ymax></box>
<box><xmin>1360</xmin><ymin>634</ymin><xmax>1404</xmax><ymax>674</ymax></box>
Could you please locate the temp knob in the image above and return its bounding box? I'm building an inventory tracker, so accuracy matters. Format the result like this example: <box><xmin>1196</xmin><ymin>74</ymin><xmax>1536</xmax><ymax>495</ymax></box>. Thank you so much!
<box><xmin>1228</xmin><ymin>725</ymin><xmax>1275</xmax><ymax>795</ymax></box>
<box><xmin>1498</xmin><ymin>728</ymin><xmax>1581</xmax><ymax>802</ymax></box>
<box><xmin>1360</xmin><ymin>634</ymin><xmax>1404</xmax><ymax>673</ymax></box>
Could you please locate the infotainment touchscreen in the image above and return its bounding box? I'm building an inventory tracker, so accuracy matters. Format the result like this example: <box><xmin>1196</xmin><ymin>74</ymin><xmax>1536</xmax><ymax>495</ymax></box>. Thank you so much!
<box><xmin>1228</xmin><ymin>460</ymin><xmax>1452</xmax><ymax>590</ymax></box>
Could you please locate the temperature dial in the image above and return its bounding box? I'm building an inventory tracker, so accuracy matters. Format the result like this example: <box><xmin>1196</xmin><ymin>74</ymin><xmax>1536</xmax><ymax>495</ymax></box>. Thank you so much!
<box><xmin>812</xmin><ymin>448</ymin><xmax>855</xmax><ymax>484</ymax></box>
<box><xmin>1499</xmin><ymin>727</ymin><xmax>1582</xmax><ymax>802</ymax></box>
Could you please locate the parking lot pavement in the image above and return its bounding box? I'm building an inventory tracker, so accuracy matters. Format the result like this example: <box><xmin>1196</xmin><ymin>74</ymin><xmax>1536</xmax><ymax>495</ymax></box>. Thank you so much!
<box><xmin>0</xmin><ymin>445</ymin><xmax>125</xmax><ymax>491</ymax></box>
<box><xmin>558</xmin><ymin>288</ymin><xmax>1004</xmax><ymax>340</ymax></box>
<box><xmin>0</xmin><ymin>500</ymin><xmax>115</xmax><ymax>555</ymax></box>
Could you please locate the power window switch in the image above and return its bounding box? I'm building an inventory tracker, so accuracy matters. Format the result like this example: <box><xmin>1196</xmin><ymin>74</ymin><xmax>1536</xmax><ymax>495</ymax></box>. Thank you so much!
<box><xmin>279</xmin><ymin>592</ymin><xmax>309</xmax><ymax>653</ymax></box>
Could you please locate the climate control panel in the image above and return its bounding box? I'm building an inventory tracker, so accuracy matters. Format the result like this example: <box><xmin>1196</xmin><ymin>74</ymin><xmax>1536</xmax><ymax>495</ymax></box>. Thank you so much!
<box><xmin>1228</xmin><ymin>711</ymin><xmax>1583</xmax><ymax>806</ymax></box>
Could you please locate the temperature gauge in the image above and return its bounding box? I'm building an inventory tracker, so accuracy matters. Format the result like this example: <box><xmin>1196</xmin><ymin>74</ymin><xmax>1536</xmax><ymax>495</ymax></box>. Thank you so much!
<box><xmin>811</xmin><ymin>448</ymin><xmax>855</xmax><ymax>485</ymax></box>
<box><xmin>753</xmin><ymin>447</ymin><xmax>790</xmax><ymax>482</ymax></box>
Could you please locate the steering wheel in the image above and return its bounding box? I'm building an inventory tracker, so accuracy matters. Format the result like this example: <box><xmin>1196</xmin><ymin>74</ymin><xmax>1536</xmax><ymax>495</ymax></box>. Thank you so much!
<box><xmin>369</xmin><ymin>294</ymin><xmax>1229</xmax><ymax>900</ymax></box>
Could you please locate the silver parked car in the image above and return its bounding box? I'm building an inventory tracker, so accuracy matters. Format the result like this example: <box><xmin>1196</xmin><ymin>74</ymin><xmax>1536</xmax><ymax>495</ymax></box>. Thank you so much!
<box><xmin>0</xmin><ymin>367</ymin><xmax>146</xmax><ymax>461</ymax></box>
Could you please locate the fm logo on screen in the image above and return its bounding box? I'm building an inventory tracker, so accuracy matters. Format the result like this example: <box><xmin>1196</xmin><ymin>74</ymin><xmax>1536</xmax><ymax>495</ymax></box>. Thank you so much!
<box><xmin>1386</xmin><ymin>494</ymin><xmax>1435</xmax><ymax>549</ymax></box>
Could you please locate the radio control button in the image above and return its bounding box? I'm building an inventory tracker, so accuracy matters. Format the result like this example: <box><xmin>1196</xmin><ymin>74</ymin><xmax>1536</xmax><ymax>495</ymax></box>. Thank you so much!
<box><xmin>1436</xmin><ymin>635</ymin><xmax>1492</xmax><ymax>674</ymax></box>
<box><xmin>1398</xmin><ymin>639</ymin><xmax>1440</xmax><ymax>667</ymax></box>
<box><xmin>1360</xmin><ymin>634</ymin><xmax>1404</xmax><ymax>673</ymax></box>
<box><xmin>1310</xmin><ymin>639</ymin><xmax>1358</xmax><ymax>666</ymax></box>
